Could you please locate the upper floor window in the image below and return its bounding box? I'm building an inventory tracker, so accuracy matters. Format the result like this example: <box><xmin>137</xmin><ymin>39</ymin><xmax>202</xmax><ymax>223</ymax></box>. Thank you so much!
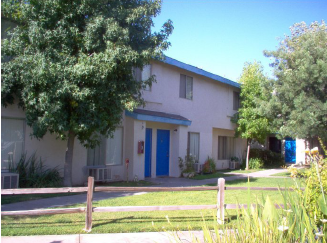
<box><xmin>179</xmin><ymin>74</ymin><xmax>193</xmax><ymax>100</ymax></box>
<box><xmin>133</xmin><ymin>65</ymin><xmax>151</xmax><ymax>91</ymax></box>
<box><xmin>188</xmin><ymin>132</ymin><xmax>199</xmax><ymax>162</ymax></box>
<box><xmin>233</xmin><ymin>91</ymin><xmax>240</xmax><ymax>110</ymax></box>
<box><xmin>87</xmin><ymin>127</ymin><xmax>123</xmax><ymax>166</ymax></box>
<box><xmin>1</xmin><ymin>118</ymin><xmax>25</xmax><ymax>170</ymax></box>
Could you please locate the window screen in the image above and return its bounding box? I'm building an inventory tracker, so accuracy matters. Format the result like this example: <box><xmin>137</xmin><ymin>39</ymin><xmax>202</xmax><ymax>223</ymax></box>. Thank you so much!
<box><xmin>188</xmin><ymin>132</ymin><xmax>200</xmax><ymax>162</ymax></box>
<box><xmin>87</xmin><ymin>128</ymin><xmax>123</xmax><ymax>166</ymax></box>
<box><xmin>1</xmin><ymin>118</ymin><xmax>24</xmax><ymax>170</ymax></box>
<box><xmin>233</xmin><ymin>91</ymin><xmax>240</xmax><ymax>110</ymax></box>
<box><xmin>218</xmin><ymin>136</ymin><xmax>234</xmax><ymax>160</ymax></box>
<box><xmin>180</xmin><ymin>74</ymin><xmax>193</xmax><ymax>100</ymax></box>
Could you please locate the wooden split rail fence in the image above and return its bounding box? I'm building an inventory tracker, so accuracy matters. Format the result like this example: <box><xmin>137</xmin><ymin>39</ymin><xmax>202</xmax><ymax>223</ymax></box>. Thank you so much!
<box><xmin>1</xmin><ymin>177</ymin><xmax>297</xmax><ymax>232</ymax></box>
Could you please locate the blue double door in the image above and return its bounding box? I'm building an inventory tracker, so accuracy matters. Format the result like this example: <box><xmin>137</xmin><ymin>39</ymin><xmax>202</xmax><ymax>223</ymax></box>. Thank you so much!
<box><xmin>144</xmin><ymin>129</ymin><xmax>170</xmax><ymax>177</ymax></box>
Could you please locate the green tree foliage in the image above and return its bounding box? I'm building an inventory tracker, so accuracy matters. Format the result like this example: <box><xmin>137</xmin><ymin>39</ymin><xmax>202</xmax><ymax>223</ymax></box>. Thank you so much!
<box><xmin>1</xmin><ymin>0</ymin><xmax>173</xmax><ymax>186</ymax></box>
<box><xmin>234</xmin><ymin>62</ymin><xmax>272</xmax><ymax>144</ymax></box>
<box><xmin>262</xmin><ymin>21</ymin><xmax>327</xmax><ymax>142</ymax></box>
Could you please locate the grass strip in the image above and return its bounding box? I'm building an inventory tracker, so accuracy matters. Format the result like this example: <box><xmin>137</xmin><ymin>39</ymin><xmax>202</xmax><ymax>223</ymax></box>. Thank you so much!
<box><xmin>1</xmin><ymin>178</ymin><xmax>300</xmax><ymax>236</ymax></box>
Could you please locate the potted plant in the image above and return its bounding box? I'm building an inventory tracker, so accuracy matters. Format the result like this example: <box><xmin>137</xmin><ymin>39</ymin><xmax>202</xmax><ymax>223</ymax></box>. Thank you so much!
<box><xmin>202</xmin><ymin>157</ymin><xmax>216</xmax><ymax>174</ymax></box>
<box><xmin>178</xmin><ymin>155</ymin><xmax>196</xmax><ymax>178</ymax></box>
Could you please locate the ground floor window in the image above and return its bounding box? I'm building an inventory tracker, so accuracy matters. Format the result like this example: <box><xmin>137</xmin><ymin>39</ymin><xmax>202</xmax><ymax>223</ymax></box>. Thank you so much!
<box><xmin>188</xmin><ymin>132</ymin><xmax>199</xmax><ymax>162</ymax></box>
<box><xmin>87</xmin><ymin>127</ymin><xmax>123</xmax><ymax>166</ymax></box>
<box><xmin>1</xmin><ymin>118</ymin><xmax>25</xmax><ymax>170</ymax></box>
<box><xmin>218</xmin><ymin>136</ymin><xmax>234</xmax><ymax>160</ymax></box>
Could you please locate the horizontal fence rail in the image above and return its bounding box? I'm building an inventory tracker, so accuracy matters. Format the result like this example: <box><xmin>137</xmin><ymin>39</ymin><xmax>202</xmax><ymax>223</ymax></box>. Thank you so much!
<box><xmin>1</xmin><ymin>186</ymin><xmax>300</xmax><ymax>195</ymax></box>
<box><xmin>1</xmin><ymin>207</ymin><xmax>85</xmax><ymax>216</ymax></box>
<box><xmin>1</xmin><ymin>177</ymin><xmax>299</xmax><ymax>231</ymax></box>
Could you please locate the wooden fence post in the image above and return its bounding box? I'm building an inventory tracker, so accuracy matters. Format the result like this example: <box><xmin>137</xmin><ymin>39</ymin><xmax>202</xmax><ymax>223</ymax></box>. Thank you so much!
<box><xmin>84</xmin><ymin>176</ymin><xmax>94</xmax><ymax>232</ymax></box>
<box><xmin>217</xmin><ymin>178</ymin><xmax>225</xmax><ymax>224</ymax></box>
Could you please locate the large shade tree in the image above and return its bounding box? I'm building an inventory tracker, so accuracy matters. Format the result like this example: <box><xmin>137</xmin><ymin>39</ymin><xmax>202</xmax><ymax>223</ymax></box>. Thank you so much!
<box><xmin>233</xmin><ymin>62</ymin><xmax>272</xmax><ymax>169</ymax></box>
<box><xmin>1</xmin><ymin>0</ymin><xmax>173</xmax><ymax>186</ymax></box>
<box><xmin>261</xmin><ymin>21</ymin><xmax>327</xmax><ymax>143</ymax></box>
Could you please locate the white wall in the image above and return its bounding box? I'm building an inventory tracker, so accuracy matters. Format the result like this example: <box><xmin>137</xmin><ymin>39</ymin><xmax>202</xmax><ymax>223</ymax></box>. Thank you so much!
<box><xmin>296</xmin><ymin>139</ymin><xmax>306</xmax><ymax>165</ymax></box>
<box><xmin>2</xmin><ymin>102</ymin><xmax>88</xmax><ymax>185</ymax></box>
<box><xmin>141</xmin><ymin>61</ymin><xmax>244</xmax><ymax>166</ymax></box>
<box><xmin>2</xmin><ymin>59</ymin><xmax>247</xmax><ymax>183</ymax></box>
<box><xmin>142</xmin><ymin>61</ymin><xmax>239</xmax><ymax>133</ymax></box>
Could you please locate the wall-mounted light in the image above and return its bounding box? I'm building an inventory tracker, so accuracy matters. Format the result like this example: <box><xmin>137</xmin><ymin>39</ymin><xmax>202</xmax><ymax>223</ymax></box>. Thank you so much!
<box><xmin>174</xmin><ymin>129</ymin><xmax>178</xmax><ymax>133</ymax></box>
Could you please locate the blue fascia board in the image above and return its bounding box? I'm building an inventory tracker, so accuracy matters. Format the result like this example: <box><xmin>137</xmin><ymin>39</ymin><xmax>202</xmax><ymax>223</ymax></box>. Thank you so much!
<box><xmin>161</xmin><ymin>56</ymin><xmax>241</xmax><ymax>89</ymax></box>
<box><xmin>125</xmin><ymin>110</ymin><xmax>192</xmax><ymax>126</ymax></box>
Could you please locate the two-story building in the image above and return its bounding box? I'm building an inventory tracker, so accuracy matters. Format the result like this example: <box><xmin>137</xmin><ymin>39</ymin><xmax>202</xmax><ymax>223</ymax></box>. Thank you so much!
<box><xmin>2</xmin><ymin>52</ymin><xmax>247</xmax><ymax>185</ymax></box>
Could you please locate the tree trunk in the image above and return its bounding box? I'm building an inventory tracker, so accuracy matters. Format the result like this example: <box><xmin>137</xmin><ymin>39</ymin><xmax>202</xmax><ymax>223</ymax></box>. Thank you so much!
<box><xmin>64</xmin><ymin>130</ymin><xmax>75</xmax><ymax>187</ymax></box>
<box><xmin>246</xmin><ymin>140</ymin><xmax>250</xmax><ymax>170</ymax></box>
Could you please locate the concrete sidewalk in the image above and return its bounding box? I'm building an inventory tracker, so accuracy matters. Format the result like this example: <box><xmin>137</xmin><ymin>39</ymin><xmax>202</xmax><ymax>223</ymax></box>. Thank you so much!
<box><xmin>2</xmin><ymin>231</ymin><xmax>206</xmax><ymax>243</ymax></box>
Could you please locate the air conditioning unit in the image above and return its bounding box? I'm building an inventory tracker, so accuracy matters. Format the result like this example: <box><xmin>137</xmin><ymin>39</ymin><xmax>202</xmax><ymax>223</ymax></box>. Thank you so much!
<box><xmin>87</xmin><ymin>166</ymin><xmax>112</xmax><ymax>182</ymax></box>
<box><xmin>229</xmin><ymin>161</ymin><xmax>240</xmax><ymax>170</ymax></box>
<box><xmin>193</xmin><ymin>163</ymin><xmax>203</xmax><ymax>173</ymax></box>
<box><xmin>1</xmin><ymin>173</ymin><xmax>19</xmax><ymax>189</ymax></box>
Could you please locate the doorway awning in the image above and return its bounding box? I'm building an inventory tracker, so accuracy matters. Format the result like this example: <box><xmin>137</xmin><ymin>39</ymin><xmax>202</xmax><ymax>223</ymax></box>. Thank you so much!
<box><xmin>125</xmin><ymin>109</ymin><xmax>192</xmax><ymax>126</ymax></box>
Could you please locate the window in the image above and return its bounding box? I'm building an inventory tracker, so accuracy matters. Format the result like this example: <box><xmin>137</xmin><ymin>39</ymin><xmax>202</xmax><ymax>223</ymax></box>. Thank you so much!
<box><xmin>233</xmin><ymin>91</ymin><xmax>240</xmax><ymax>110</ymax></box>
<box><xmin>1</xmin><ymin>118</ymin><xmax>25</xmax><ymax>170</ymax></box>
<box><xmin>133</xmin><ymin>65</ymin><xmax>151</xmax><ymax>91</ymax></box>
<box><xmin>218</xmin><ymin>136</ymin><xmax>234</xmax><ymax>160</ymax></box>
<box><xmin>180</xmin><ymin>74</ymin><xmax>193</xmax><ymax>100</ymax></box>
<box><xmin>87</xmin><ymin>128</ymin><xmax>123</xmax><ymax>166</ymax></box>
<box><xmin>188</xmin><ymin>132</ymin><xmax>199</xmax><ymax>162</ymax></box>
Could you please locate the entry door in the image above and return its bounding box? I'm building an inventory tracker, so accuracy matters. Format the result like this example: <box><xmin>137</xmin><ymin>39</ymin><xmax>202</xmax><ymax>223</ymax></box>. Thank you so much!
<box><xmin>156</xmin><ymin>129</ymin><xmax>170</xmax><ymax>176</ymax></box>
<box><xmin>144</xmin><ymin>128</ymin><xmax>152</xmax><ymax>177</ymax></box>
<box><xmin>285</xmin><ymin>138</ymin><xmax>296</xmax><ymax>163</ymax></box>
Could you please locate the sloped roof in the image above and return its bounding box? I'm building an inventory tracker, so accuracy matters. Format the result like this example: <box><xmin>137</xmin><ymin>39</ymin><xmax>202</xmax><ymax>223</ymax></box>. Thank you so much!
<box><xmin>162</xmin><ymin>56</ymin><xmax>240</xmax><ymax>88</ymax></box>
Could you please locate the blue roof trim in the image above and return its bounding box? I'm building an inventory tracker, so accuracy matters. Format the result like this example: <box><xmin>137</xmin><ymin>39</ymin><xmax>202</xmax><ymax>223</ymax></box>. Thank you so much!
<box><xmin>162</xmin><ymin>56</ymin><xmax>240</xmax><ymax>88</ymax></box>
<box><xmin>125</xmin><ymin>110</ymin><xmax>192</xmax><ymax>126</ymax></box>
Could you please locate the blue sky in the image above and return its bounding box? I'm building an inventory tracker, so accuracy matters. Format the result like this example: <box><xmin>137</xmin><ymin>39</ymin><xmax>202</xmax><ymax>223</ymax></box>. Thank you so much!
<box><xmin>153</xmin><ymin>0</ymin><xmax>327</xmax><ymax>82</ymax></box>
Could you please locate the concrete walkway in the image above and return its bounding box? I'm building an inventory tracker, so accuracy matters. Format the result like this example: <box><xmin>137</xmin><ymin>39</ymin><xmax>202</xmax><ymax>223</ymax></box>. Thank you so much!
<box><xmin>1</xmin><ymin>168</ymin><xmax>287</xmax><ymax>243</ymax></box>
<box><xmin>2</xmin><ymin>231</ymin><xmax>207</xmax><ymax>243</ymax></box>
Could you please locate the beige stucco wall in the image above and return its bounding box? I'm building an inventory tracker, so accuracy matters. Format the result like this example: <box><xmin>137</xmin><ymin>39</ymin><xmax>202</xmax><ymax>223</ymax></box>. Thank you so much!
<box><xmin>2</xmin><ymin>30</ymin><xmax>247</xmax><ymax>183</ymax></box>
<box><xmin>141</xmin><ymin>61</ymin><xmax>244</xmax><ymax>167</ymax></box>
<box><xmin>2</xmin><ymin>101</ymin><xmax>129</xmax><ymax>185</ymax></box>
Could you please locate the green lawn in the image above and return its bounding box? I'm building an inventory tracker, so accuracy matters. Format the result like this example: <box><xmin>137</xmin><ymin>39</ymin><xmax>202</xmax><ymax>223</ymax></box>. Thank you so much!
<box><xmin>191</xmin><ymin>169</ymin><xmax>264</xmax><ymax>180</ymax></box>
<box><xmin>270</xmin><ymin>171</ymin><xmax>291</xmax><ymax>177</ymax></box>
<box><xmin>191</xmin><ymin>170</ymin><xmax>234</xmax><ymax>180</ymax></box>
<box><xmin>228</xmin><ymin>169</ymin><xmax>264</xmax><ymax>174</ymax></box>
<box><xmin>1</xmin><ymin>177</ymin><xmax>302</xmax><ymax>236</ymax></box>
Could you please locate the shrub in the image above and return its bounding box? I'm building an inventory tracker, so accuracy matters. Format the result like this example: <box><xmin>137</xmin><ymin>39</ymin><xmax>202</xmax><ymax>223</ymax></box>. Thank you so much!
<box><xmin>250</xmin><ymin>148</ymin><xmax>285</xmax><ymax>167</ymax></box>
<box><xmin>293</xmin><ymin>142</ymin><xmax>327</xmax><ymax>223</ymax></box>
<box><xmin>202</xmin><ymin>157</ymin><xmax>216</xmax><ymax>174</ymax></box>
<box><xmin>11</xmin><ymin>152</ymin><xmax>62</xmax><ymax>188</ymax></box>
<box><xmin>248</xmin><ymin>158</ymin><xmax>264</xmax><ymax>169</ymax></box>
<box><xmin>178</xmin><ymin>155</ymin><xmax>196</xmax><ymax>174</ymax></box>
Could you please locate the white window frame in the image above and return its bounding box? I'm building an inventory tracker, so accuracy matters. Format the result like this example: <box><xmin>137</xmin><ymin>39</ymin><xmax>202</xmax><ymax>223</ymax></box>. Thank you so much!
<box><xmin>233</xmin><ymin>91</ymin><xmax>240</xmax><ymax>111</ymax></box>
<box><xmin>133</xmin><ymin>65</ymin><xmax>152</xmax><ymax>91</ymax></box>
<box><xmin>218</xmin><ymin>136</ymin><xmax>234</xmax><ymax>160</ymax></box>
<box><xmin>180</xmin><ymin>74</ymin><xmax>193</xmax><ymax>100</ymax></box>
<box><xmin>1</xmin><ymin>117</ymin><xmax>25</xmax><ymax>171</ymax></box>
<box><xmin>87</xmin><ymin>127</ymin><xmax>124</xmax><ymax>166</ymax></box>
<box><xmin>187</xmin><ymin>132</ymin><xmax>200</xmax><ymax>163</ymax></box>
